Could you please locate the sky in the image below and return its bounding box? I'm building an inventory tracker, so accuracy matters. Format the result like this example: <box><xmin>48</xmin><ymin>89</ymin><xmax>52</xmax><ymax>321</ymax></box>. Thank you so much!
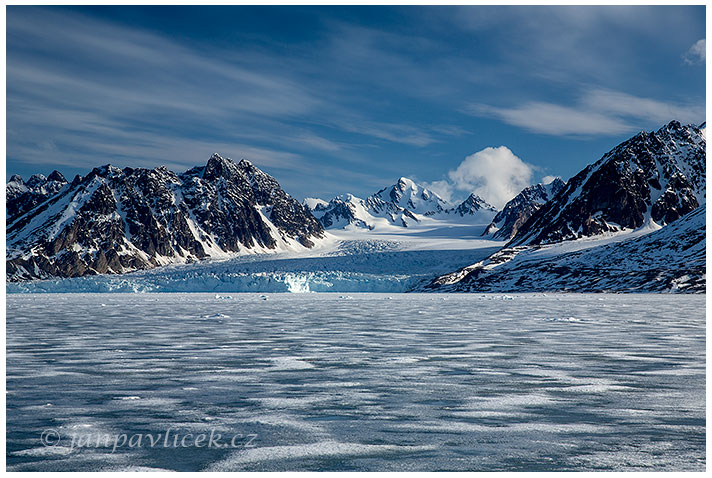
<box><xmin>6</xmin><ymin>5</ymin><xmax>706</xmax><ymax>207</ymax></box>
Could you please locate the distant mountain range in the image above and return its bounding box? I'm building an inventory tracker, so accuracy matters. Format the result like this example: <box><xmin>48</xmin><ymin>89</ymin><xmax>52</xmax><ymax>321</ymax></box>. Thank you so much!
<box><xmin>304</xmin><ymin>177</ymin><xmax>497</xmax><ymax>230</ymax></box>
<box><xmin>6</xmin><ymin>120</ymin><xmax>706</xmax><ymax>292</ymax></box>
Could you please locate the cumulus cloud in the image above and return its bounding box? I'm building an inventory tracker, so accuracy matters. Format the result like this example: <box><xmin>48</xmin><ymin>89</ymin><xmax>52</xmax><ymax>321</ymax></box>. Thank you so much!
<box><xmin>429</xmin><ymin>146</ymin><xmax>533</xmax><ymax>208</ymax></box>
<box><xmin>422</xmin><ymin>179</ymin><xmax>455</xmax><ymax>203</ymax></box>
<box><xmin>684</xmin><ymin>39</ymin><xmax>706</xmax><ymax>64</ymax></box>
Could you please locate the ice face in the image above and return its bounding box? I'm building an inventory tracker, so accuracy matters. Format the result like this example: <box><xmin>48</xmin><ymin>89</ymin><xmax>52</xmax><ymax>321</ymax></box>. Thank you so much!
<box><xmin>6</xmin><ymin>242</ymin><xmax>502</xmax><ymax>294</ymax></box>
<box><xmin>6</xmin><ymin>293</ymin><xmax>705</xmax><ymax>471</ymax></box>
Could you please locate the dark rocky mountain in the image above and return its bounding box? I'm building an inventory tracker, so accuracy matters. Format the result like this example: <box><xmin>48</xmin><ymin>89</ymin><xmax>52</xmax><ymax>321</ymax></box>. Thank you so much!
<box><xmin>422</xmin><ymin>120</ymin><xmax>706</xmax><ymax>293</ymax></box>
<box><xmin>7</xmin><ymin>154</ymin><xmax>324</xmax><ymax>281</ymax></box>
<box><xmin>483</xmin><ymin>178</ymin><xmax>566</xmax><ymax>240</ymax></box>
<box><xmin>7</xmin><ymin>171</ymin><xmax>68</xmax><ymax>219</ymax></box>
<box><xmin>422</xmin><ymin>204</ymin><xmax>705</xmax><ymax>293</ymax></box>
<box><xmin>509</xmin><ymin>121</ymin><xmax>705</xmax><ymax>247</ymax></box>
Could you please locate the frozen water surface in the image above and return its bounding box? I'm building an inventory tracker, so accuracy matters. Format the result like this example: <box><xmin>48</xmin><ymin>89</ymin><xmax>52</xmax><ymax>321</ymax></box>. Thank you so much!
<box><xmin>6</xmin><ymin>293</ymin><xmax>705</xmax><ymax>471</ymax></box>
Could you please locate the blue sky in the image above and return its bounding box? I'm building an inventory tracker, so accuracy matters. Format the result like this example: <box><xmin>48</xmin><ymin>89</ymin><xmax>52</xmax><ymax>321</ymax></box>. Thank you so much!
<box><xmin>6</xmin><ymin>5</ymin><xmax>706</xmax><ymax>206</ymax></box>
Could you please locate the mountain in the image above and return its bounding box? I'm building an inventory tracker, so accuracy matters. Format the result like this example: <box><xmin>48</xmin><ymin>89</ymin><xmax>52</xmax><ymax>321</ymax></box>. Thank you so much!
<box><xmin>483</xmin><ymin>178</ymin><xmax>566</xmax><ymax>240</ymax></box>
<box><xmin>422</xmin><ymin>204</ymin><xmax>705</xmax><ymax>293</ymax></box>
<box><xmin>445</xmin><ymin>193</ymin><xmax>498</xmax><ymax>217</ymax></box>
<box><xmin>7</xmin><ymin>154</ymin><xmax>324</xmax><ymax>281</ymax></box>
<box><xmin>509</xmin><ymin>121</ymin><xmax>705</xmax><ymax>247</ymax></box>
<box><xmin>302</xmin><ymin>197</ymin><xmax>328</xmax><ymax>211</ymax></box>
<box><xmin>367</xmin><ymin>177</ymin><xmax>450</xmax><ymax>218</ymax></box>
<box><xmin>423</xmin><ymin>120</ymin><xmax>706</xmax><ymax>293</ymax></box>
<box><xmin>7</xmin><ymin>171</ymin><xmax>68</xmax><ymax>219</ymax></box>
<box><xmin>307</xmin><ymin>177</ymin><xmax>497</xmax><ymax>230</ymax></box>
<box><xmin>309</xmin><ymin>194</ymin><xmax>377</xmax><ymax>229</ymax></box>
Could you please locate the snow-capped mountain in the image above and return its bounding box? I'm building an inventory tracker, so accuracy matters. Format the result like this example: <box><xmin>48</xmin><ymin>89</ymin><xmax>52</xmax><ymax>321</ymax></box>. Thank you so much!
<box><xmin>302</xmin><ymin>197</ymin><xmax>328</xmax><ymax>211</ymax></box>
<box><xmin>367</xmin><ymin>177</ymin><xmax>450</xmax><ymax>217</ymax></box>
<box><xmin>422</xmin><ymin>204</ymin><xmax>705</xmax><ymax>293</ymax></box>
<box><xmin>7</xmin><ymin>154</ymin><xmax>324</xmax><ymax>281</ymax></box>
<box><xmin>509</xmin><ymin>121</ymin><xmax>705</xmax><ymax>247</ymax></box>
<box><xmin>483</xmin><ymin>178</ymin><xmax>566</xmax><ymax>240</ymax></box>
<box><xmin>7</xmin><ymin>171</ymin><xmax>68</xmax><ymax>219</ymax></box>
<box><xmin>307</xmin><ymin>177</ymin><xmax>497</xmax><ymax>230</ymax></box>
<box><xmin>309</xmin><ymin>194</ymin><xmax>375</xmax><ymax>229</ymax></box>
<box><xmin>423</xmin><ymin>120</ymin><xmax>706</xmax><ymax>293</ymax></box>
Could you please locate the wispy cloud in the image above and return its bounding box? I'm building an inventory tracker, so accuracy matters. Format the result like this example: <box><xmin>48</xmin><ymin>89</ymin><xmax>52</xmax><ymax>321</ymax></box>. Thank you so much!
<box><xmin>8</xmin><ymin>11</ymin><xmax>318</xmax><ymax>120</ymax></box>
<box><xmin>581</xmin><ymin>89</ymin><xmax>704</xmax><ymax>125</ymax></box>
<box><xmin>449</xmin><ymin>6</ymin><xmax>704</xmax><ymax>87</ymax></box>
<box><xmin>6</xmin><ymin>8</ymin><xmax>460</xmax><ymax>185</ymax></box>
<box><xmin>334</xmin><ymin>118</ymin><xmax>439</xmax><ymax>147</ymax></box>
<box><xmin>468</xmin><ymin>89</ymin><xmax>704</xmax><ymax>136</ymax></box>
<box><xmin>469</xmin><ymin>102</ymin><xmax>630</xmax><ymax>136</ymax></box>
<box><xmin>6</xmin><ymin>6</ymin><xmax>705</xmax><ymax>199</ymax></box>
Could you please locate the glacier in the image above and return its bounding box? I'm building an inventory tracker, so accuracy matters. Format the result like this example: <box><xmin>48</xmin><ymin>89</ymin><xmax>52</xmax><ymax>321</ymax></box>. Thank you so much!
<box><xmin>7</xmin><ymin>228</ymin><xmax>504</xmax><ymax>293</ymax></box>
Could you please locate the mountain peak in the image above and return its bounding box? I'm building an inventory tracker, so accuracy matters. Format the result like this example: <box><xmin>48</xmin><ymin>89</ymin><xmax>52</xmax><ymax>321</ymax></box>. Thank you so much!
<box><xmin>396</xmin><ymin>177</ymin><xmax>417</xmax><ymax>190</ymax></box>
<box><xmin>464</xmin><ymin>192</ymin><xmax>487</xmax><ymax>203</ymax></box>
<box><xmin>7</xmin><ymin>169</ymin><xmax>70</xmax><ymax>219</ymax></box>
<box><xmin>26</xmin><ymin>174</ymin><xmax>47</xmax><ymax>188</ymax></box>
<box><xmin>89</xmin><ymin>164</ymin><xmax>123</xmax><ymax>179</ymax></box>
<box><xmin>47</xmin><ymin>170</ymin><xmax>67</xmax><ymax>182</ymax></box>
<box><xmin>446</xmin><ymin>193</ymin><xmax>497</xmax><ymax>218</ymax></box>
<box><xmin>203</xmin><ymin>153</ymin><xmax>238</xmax><ymax>179</ymax></box>
<box><xmin>665</xmin><ymin>119</ymin><xmax>683</xmax><ymax>131</ymax></box>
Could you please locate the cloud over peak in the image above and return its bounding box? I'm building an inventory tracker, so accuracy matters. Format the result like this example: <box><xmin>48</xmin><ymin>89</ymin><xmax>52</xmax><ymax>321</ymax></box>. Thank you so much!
<box><xmin>427</xmin><ymin>146</ymin><xmax>533</xmax><ymax>209</ymax></box>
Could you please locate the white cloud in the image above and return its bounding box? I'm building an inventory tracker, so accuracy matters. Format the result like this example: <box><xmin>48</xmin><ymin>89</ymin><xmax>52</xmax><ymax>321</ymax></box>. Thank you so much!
<box><xmin>581</xmin><ymin>89</ymin><xmax>705</xmax><ymax>125</ymax></box>
<box><xmin>336</xmin><ymin>118</ymin><xmax>438</xmax><ymax>147</ymax></box>
<box><xmin>684</xmin><ymin>39</ymin><xmax>706</xmax><ymax>64</ymax></box>
<box><xmin>423</xmin><ymin>179</ymin><xmax>455</xmax><ymax>203</ymax></box>
<box><xmin>468</xmin><ymin>89</ymin><xmax>705</xmax><ymax>136</ymax></box>
<box><xmin>439</xmin><ymin>146</ymin><xmax>533</xmax><ymax>208</ymax></box>
<box><xmin>471</xmin><ymin>102</ymin><xmax>630</xmax><ymax>135</ymax></box>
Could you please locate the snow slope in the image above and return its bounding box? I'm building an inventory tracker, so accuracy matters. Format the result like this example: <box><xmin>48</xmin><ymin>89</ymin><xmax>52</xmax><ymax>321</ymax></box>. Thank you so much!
<box><xmin>424</xmin><ymin>205</ymin><xmax>705</xmax><ymax>293</ymax></box>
